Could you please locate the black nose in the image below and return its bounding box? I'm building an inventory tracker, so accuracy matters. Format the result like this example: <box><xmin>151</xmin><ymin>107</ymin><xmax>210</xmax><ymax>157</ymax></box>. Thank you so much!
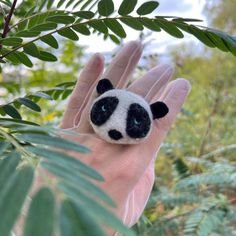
<box><xmin>108</xmin><ymin>129</ymin><xmax>123</xmax><ymax>140</ymax></box>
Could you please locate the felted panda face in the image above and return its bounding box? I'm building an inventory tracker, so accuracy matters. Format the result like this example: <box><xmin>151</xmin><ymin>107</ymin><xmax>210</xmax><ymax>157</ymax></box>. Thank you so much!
<box><xmin>89</xmin><ymin>79</ymin><xmax>169</xmax><ymax>144</ymax></box>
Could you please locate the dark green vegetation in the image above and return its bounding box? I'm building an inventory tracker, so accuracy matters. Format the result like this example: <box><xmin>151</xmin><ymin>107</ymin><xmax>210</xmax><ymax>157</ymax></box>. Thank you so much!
<box><xmin>0</xmin><ymin>0</ymin><xmax>235</xmax><ymax>235</ymax></box>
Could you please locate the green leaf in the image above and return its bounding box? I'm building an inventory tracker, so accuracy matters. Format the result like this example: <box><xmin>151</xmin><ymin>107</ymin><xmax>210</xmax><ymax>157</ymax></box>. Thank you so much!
<box><xmin>24</xmin><ymin>43</ymin><xmax>40</xmax><ymax>58</ymax></box>
<box><xmin>104</xmin><ymin>19</ymin><xmax>126</xmax><ymax>38</ymax></box>
<box><xmin>57</xmin><ymin>0</ymin><xmax>65</xmax><ymax>8</ymax></box>
<box><xmin>74</xmin><ymin>11</ymin><xmax>95</xmax><ymax>19</ymax></box>
<box><xmin>88</xmin><ymin>20</ymin><xmax>108</xmax><ymax>34</ymax></box>
<box><xmin>120</xmin><ymin>18</ymin><xmax>144</xmax><ymax>30</ymax></box>
<box><xmin>0</xmin><ymin>142</ymin><xmax>10</xmax><ymax>156</ymax></box>
<box><xmin>0</xmin><ymin>0</ymin><xmax>11</xmax><ymax>7</ymax></box>
<box><xmin>139</xmin><ymin>18</ymin><xmax>161</xmax><ymax>31</ymax></box>
<box><xmin>109</xmin><ymin>34</ymin><xmax>120</xmax><ymax>44</ymax></box>
<box><xmin>31</xmin><ymin>22</ymin><xmax>58</xmax><ymax>31</ymax></box>
<box><xmin>72</xmin><ymin>24</ymin><xmax>90</xmax><ymax>35</ymax></box>
<box><xmin>4</xmin><ymin>51</ymin><xmax>20</xmax><ymax>64</ymax></box>
<box><xmin>0</xmin><ymin>37</ymin><xmax>23</xmax><ymax>46</ymax></box>
<box><xmin>37</xmin><ymin>51</ymin><xmax>57</xmax><ymax>62</ymax></box>
<box><xmin>47</xmin><ymin>0</ymin><xmax>54</xmax><ymax>9</ymax></box>
<box><xmin>40</xmin><ymin>35</ymin><xmax>59</xmax><ymax>49</ymax></box>
<box><xmin>17</xmin><ymin>98</ymin><xmax>41</xmax><ymax>112</ymax></box>
<box><xmin>187</xmin><ymin>25</ymin><xmax>215</xmax><ymax>48</ymax></box>
<box><xmin>15</xmin><ymin>52</ymin><xmax>33</xmax><ymax>67</ymax></box>
<box><xmin>47</xmin><ymin>15</ymin><xmax>75</xmax><ymax>24</ymax></box>
<box><xmin>0</xmin><ymin>152</ymin><xmax>20</xmax><ymax>188</ymax></box>
<box><xmin>41</xmin><ymin>161</ymin><xmax>115</xmax><ymax>207</ymax></box>
<box><xmin>66</xmin><ymin>0</ymin><xmax>76</xmax><ymax>8</ymax></box>
<box><xmin>60</xmin><ymin>200</ymin><xmax>106</xmax><ymax>236</ymax></box>
<box><xmin>137</xmin><ymin>1</ymin><xmax>159</xmax><ymax>15</ymax></box>
<box><xmin>59</xmin><ymin>183</ymin><xmax>135</xmax><ymax>236</ymax></box>
<box><xmin>23</xmin><ymin>188</ymin><xmax>55</xmax><ymax>236</ymax></box>
<box><xmin>26</xmin><ymin>146</ymin><xmax>104</xmax><ymax>181</ymax></box>
<box><xmin>0</xmin><ymin>165</ymin><xmax>34</xmax><ymax>236</ymax></box>
<box><xmin>0</xmin><ymin>118</ymin><xmax>39</xmax><ymax>127</ymax></box>
<box><xmin>206</xmin><ymin>30</ymin><xmax>229</xmax><ymax>52</ymax></box>
<box><xmin>16</xmin><ymin>30</ymin><xmax>41</xmax><ymax>37</ymax></box>
<box><xmin>18</xmin><ymin>133</ymin><xmax>90</xmax><ymax>153</ymax></box>
<box><xmin>98</xmin><ymin>0</ymin><xmax>114</xmax><ymax>16</ymax></box>
<box><xmin>32</xmin><ymin>91</ymin><xmax>53</xmax><ymax>100</ymax></box>
<box><xmin>58</xmin><ymin>28</ymin><xmax>79</xmax><ymax>41</ymax></box>
<box><xmin>155</xmin><ymin>18</ymin><xmax>184</xmax><ymax>38</ymax></box>
<box><xmin>2</xmin><ymin>104</ymin><xmax>22</xmax><ymax>119</ymax></box>
<box><xmin>17</xmin><ymin>20</ymin><xmax>28</xmax><ymax>31</ymax></box>
<box><xmin>118</xmin><ymin>0</ymin><xmax>137</xmax><ymax>16</ymax></box>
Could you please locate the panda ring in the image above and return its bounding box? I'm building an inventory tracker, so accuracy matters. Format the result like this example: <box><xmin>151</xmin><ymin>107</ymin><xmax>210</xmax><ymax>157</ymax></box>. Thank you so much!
<box><xmin>89</xmin><ymin>78</ymin><xmax>169</xmax><ymax>145</ymax></box>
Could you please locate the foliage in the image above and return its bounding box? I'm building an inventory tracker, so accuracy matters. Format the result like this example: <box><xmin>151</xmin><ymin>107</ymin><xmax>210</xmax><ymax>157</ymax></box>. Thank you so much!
<box><xmin>0</xmin><ymin>0</ymin><xmax>235</xmax><ymax>235</ymax></box>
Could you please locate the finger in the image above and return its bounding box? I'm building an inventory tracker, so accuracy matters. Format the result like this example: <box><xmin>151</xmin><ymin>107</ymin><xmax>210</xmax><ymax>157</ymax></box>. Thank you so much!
<box><xmin>103</xmin><ymin>40</ymin><xmax>142</xmax><ymax>88</ymax></box>
<box><xmin>60</xmin><ymin>53</ymin><xmax>104</xmax><ymax>128</ymax></box>
<box><xmin>143</xmin><ymin>78</ymin><xmax>191</xmax><ymax>154</ymax></box>
<box><xmin>127</xmin><ymin>64</ymin><xmax>174</xmax><ymax>102</ymax></box>
<box><xmin>118</xmin><ymin>79</ymin><xmax>191</xmax><ymax>189</ymax></box>
<box><xmin>75</xmin><ymin>41</ymin><xmax>143</xmax><ymax>132</ymax></box>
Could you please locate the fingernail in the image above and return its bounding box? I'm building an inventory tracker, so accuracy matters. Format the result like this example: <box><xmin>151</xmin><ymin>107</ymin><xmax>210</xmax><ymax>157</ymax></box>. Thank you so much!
<box><xmin>123</xmin><ymin>40</ymin><xmax>142</xmax><ymax>53</ymax></box>
<box><xmin>89</xmin><ymin>53</ymin><xmax>104</xmax><ymax>68</ymax></box>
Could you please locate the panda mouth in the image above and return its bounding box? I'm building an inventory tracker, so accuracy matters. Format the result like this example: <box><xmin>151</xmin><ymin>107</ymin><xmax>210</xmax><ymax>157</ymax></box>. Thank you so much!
<box><xmin>108</xmin><ymin>129</ymin><xmax>123</xmax><ymax>140</ymax></box>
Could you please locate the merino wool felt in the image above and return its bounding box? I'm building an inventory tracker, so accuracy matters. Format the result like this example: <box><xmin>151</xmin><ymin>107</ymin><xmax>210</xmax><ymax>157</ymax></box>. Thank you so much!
<box><xmin>90</xmin><ymin>89</ymin><xmax>153</xmax><ymax>144</ymax></box>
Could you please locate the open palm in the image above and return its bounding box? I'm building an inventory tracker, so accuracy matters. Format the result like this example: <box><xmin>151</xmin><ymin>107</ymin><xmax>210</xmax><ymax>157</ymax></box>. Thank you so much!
<box><xmin>60</xmin><ymin>41</ymin><xmax>191</xmax><ymax>232</ymax></box>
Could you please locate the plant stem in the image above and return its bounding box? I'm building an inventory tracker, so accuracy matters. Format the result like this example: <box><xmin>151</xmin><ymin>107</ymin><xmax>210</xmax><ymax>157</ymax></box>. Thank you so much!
<box><xmin>2</xmin><ymin>0</ymin><xmax>17</xmax><ymax>38</ymax></box>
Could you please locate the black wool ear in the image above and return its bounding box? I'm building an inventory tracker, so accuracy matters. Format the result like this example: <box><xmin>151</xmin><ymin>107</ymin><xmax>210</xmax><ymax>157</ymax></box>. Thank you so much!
<box><xmin>97</xmin><ymin>78</ymin><xmax>114</xmax><ymax>95</ymax></box>
<box><xmin>150</xmin><ymin>101</ymin><xmax>169</xmax><ymax>119</ymax></box>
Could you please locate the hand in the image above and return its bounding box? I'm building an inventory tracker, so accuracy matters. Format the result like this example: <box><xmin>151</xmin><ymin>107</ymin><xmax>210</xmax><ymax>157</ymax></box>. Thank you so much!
<box><xmin>60</xmin><ymin>41</ymin><xmax>191</xmax><ymax>232</ymax></box>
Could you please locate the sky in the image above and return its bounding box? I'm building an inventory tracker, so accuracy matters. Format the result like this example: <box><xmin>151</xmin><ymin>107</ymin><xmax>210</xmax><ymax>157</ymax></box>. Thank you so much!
<box><xmin>79</xmin><ymin>0</ymin><xmax>207</xmax><ymax>54</ymax></box>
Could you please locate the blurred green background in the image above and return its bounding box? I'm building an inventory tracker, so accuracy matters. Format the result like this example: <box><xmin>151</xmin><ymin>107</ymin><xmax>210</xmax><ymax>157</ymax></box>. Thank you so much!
<box><xmin>0</xmin><ymin>0</ymin><xmax>236</xmax><ymax>235</ymax></box>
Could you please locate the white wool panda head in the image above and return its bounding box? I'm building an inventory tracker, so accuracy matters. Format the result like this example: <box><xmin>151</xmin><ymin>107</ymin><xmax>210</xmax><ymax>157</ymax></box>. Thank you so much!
<box><xmin>89</xmin><ymin>79</ymin><xmax>169</xmax><ymax>144</ymax></box>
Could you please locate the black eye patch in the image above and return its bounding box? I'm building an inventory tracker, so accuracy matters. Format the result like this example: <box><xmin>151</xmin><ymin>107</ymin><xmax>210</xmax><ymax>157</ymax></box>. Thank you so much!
<box><xmin>126</xmin><ymin>103</ymin><xmax>151</xmax><ymax>139</ymax></box>
<box><xmin>90</xmin><ymin>96</ymin><xmax>119</xmax><ymax>126</ymax></box>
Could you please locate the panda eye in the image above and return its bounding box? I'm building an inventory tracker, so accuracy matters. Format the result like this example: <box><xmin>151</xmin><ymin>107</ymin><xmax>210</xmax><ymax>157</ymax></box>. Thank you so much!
<box><xmin>101</xmin><ymin>105</ymin><xmax>106</xmax><ymax>112</ymax></box>
<box><xmin>133</xmin><ymin>118</ymin><xmax>141</xmax><ymax>125</ymax></box>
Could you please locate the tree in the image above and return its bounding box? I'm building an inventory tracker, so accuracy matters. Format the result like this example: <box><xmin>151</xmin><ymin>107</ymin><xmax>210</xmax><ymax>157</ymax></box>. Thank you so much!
<box><xmin>0</xmin><ymin>0</ymin><xmax>235</xmax><ymax>235</ymax></box>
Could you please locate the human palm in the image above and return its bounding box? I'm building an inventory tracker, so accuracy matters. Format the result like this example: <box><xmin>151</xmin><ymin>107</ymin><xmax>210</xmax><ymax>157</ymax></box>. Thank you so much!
<box><xmin>60</xmin><ymin>41</ymin><xmax>191</xmax><ymax>231</ymax></box>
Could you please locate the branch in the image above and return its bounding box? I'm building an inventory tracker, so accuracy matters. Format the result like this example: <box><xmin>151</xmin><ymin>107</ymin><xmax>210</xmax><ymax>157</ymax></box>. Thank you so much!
<box><xmin>2</xmin><ymin>0</ymin><xmax>18</xmax><ymax>38</ymax></box>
